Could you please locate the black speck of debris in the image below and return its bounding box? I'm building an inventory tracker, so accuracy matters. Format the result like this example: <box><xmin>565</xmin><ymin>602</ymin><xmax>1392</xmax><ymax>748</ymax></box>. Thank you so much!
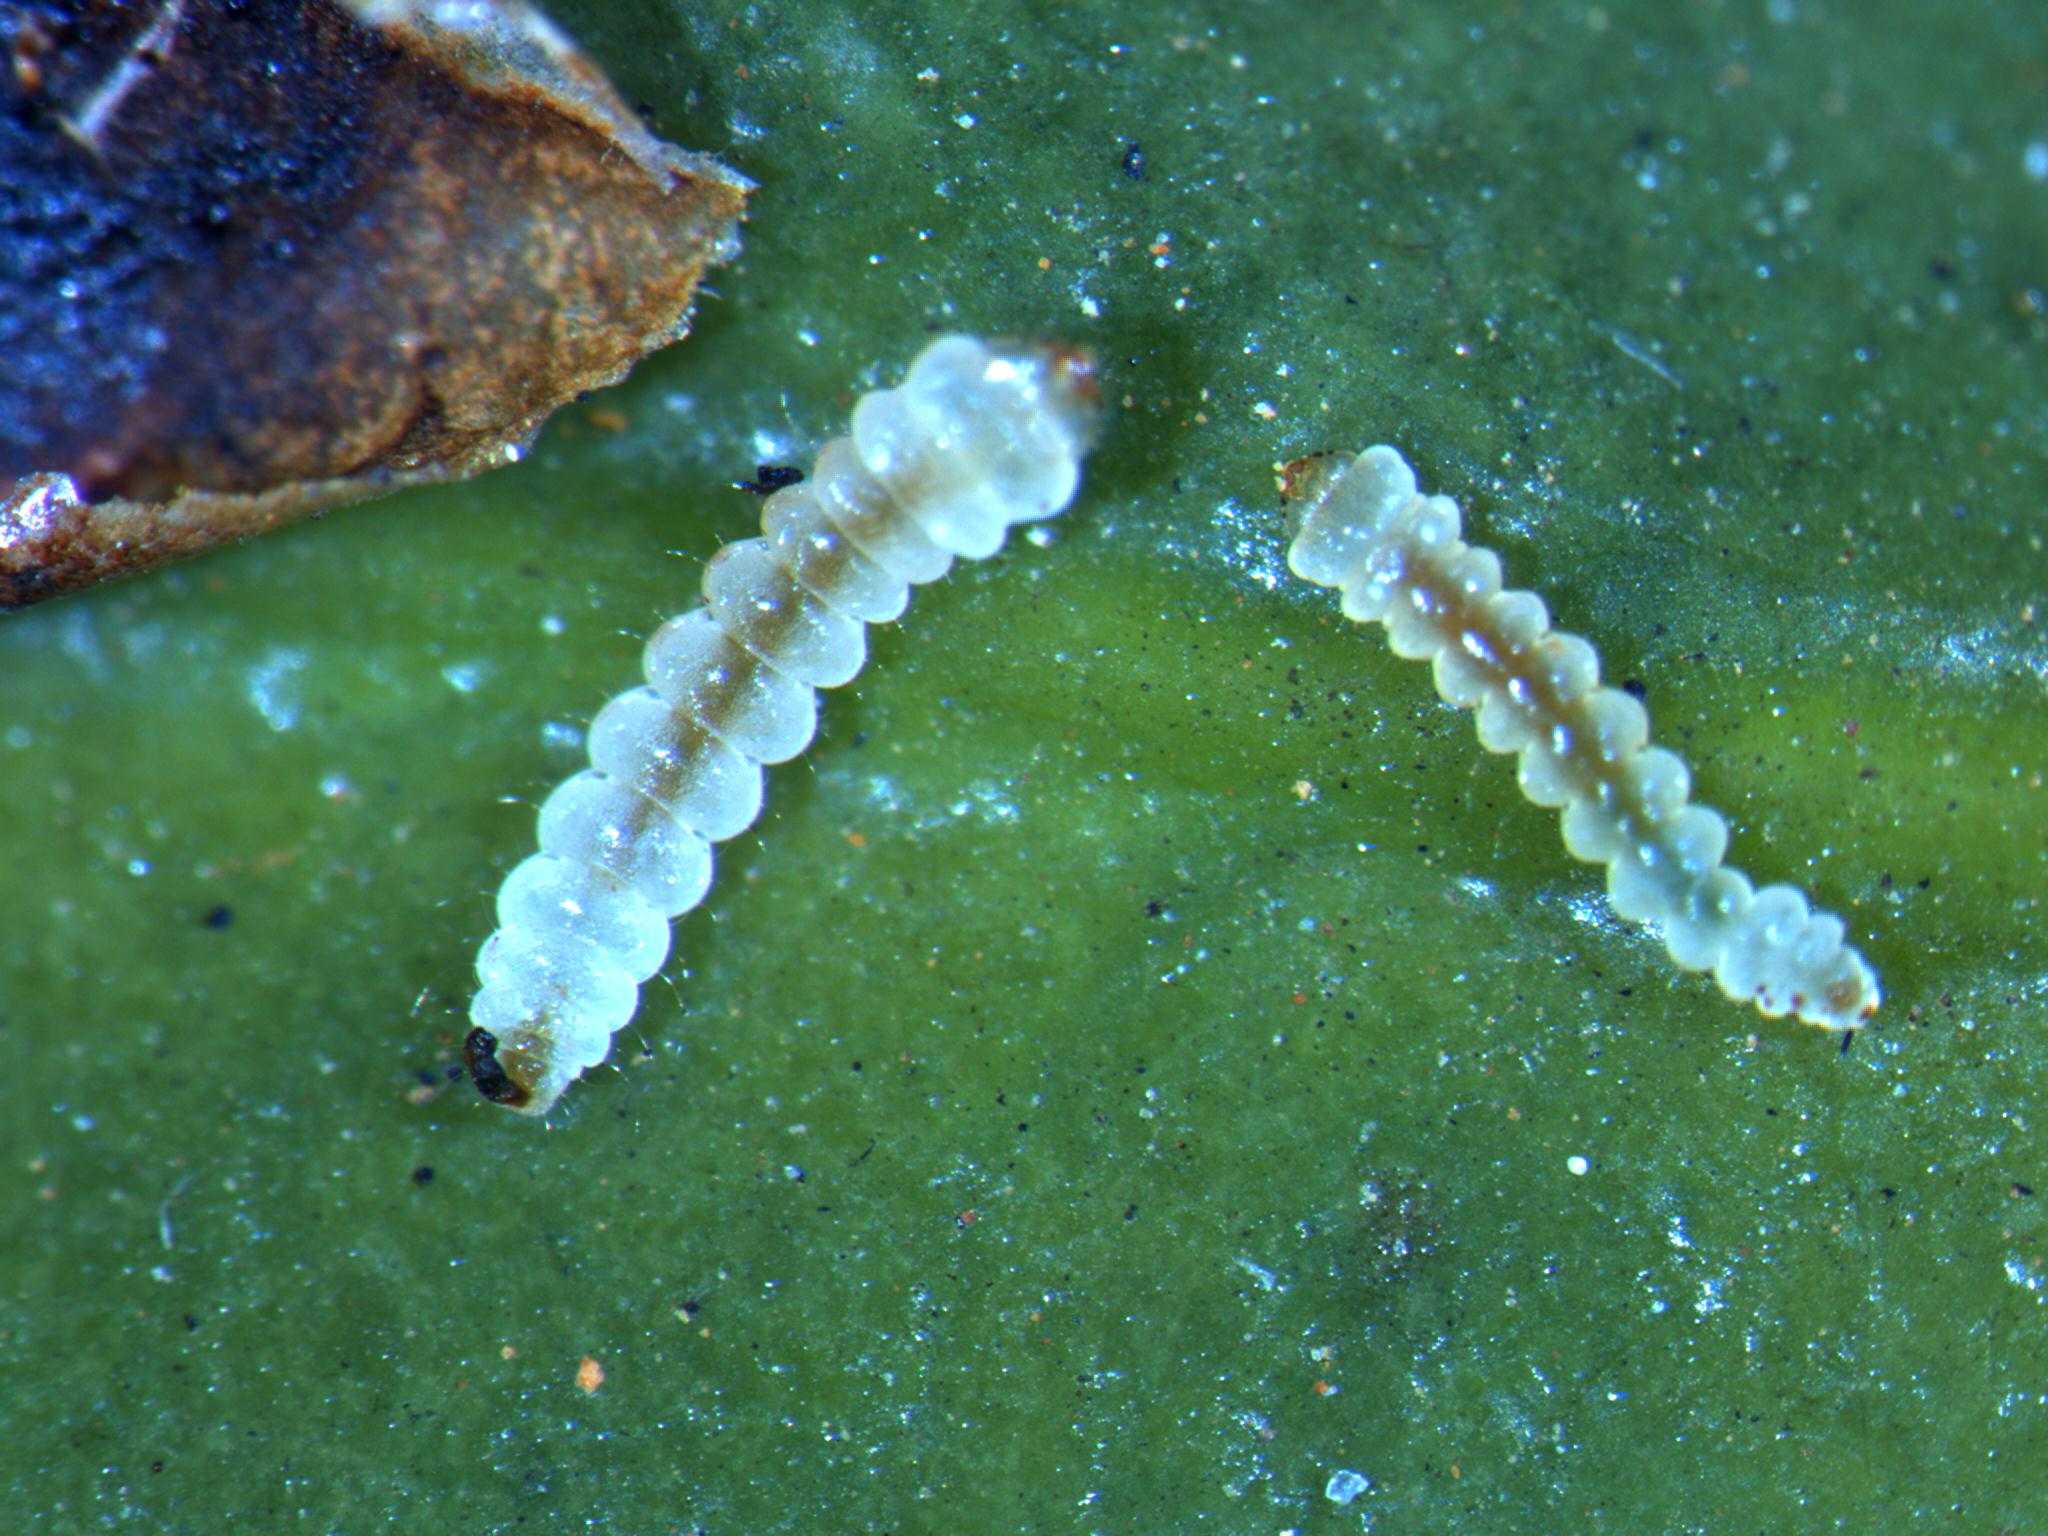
<box><xmin>1620</xmin><ymin>678</ymin><xmax>1647</xmax><ymax>700</ymax></box>
<box><xmin>202</xmin><ymin>904</ymin><xmax>233</xmax><ymax>929</ymax></box>
<box><xmin>1120</xmin><ymin>142</ymin><xmax>1147</xmax><ymax>180</ymax></box>
<box><xmin>411</xmin><ymin>1165</ymin><xmax>435</xmax><ymax>1186</ymax></box>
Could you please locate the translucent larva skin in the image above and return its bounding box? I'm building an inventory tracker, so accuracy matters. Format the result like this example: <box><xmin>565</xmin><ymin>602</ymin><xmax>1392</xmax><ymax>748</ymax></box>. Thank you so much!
<box><xmin>1286</xmin><ymin>445</ymin><xmax>1880</xmax><ymax>1034</ymax></box>
<box><xmin>468</xmin><ymin>337</ymin><xmax>1100</xmax><ymax>1115</ymax></box>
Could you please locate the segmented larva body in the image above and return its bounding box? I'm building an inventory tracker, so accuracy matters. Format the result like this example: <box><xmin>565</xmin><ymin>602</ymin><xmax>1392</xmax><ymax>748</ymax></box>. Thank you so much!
<box><xmin>467</xmin><ymin>337</ymin><xmax>1100</xmax><ymax>1116</ymax></box>
<box><xmin>1285</xmin><ymin>446</ymin><xmax>1880</xmax><ymax>1033</ymax></box>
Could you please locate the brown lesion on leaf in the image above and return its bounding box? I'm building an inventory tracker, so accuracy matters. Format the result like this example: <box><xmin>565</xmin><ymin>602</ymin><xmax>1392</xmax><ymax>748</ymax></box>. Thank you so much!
<box><xmin>0</xmin><ymin>0</ymin><xmax>749</xmax><ymax>606</ymax></box>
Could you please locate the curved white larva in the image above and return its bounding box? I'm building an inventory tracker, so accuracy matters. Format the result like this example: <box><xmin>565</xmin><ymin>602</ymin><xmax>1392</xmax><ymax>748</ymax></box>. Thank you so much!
<box><xmin>1284</xmin><ymin>445</ymin><xmax>1881</xmax><ymax>1034</ymax></box>
<box><xmin>465</xmin><ymin>336</ymin><xmax>1100</xmax><ymax>1115</ymax></box>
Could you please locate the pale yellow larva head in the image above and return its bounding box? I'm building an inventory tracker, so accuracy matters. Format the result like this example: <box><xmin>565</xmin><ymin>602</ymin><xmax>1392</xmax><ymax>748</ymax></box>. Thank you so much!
<box><xmin>1277</xmin><ymin>451</ymin><xmax>1349</xmax><ymax>542</ymax></box>
<box><xmin>1014</xmin><ymin>339</ymin><xmax>1103</xmax><ymax>450</ymax></box>
<box><xmin>975</xmin><ymin>338</ymin><xmax>1105</xmax><ymax>491</ymax></box>
<box><xmin>1280</xmin><ymin>445</ymin><xmax>1422</xmax><ymax>590</ymax></box>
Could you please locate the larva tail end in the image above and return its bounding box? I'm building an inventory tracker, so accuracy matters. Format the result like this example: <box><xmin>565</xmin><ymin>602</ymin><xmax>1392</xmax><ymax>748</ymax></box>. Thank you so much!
<box><xmin>464</xmin><ymin>1026</ymin><xmax>561</xmax><ymax>1118</ymax></box>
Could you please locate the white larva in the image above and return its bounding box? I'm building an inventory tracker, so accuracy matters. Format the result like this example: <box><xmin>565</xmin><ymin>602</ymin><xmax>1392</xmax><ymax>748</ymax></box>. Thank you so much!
<box><xmin>465</xmin><ymin>335</ymin><xmax>1100</xmax><ymax>1116</ymax></box>
<box><xmin>1284</xmin><ymin>445</ymin><xmax>1881</xmax><ymax>1033</ymax></box>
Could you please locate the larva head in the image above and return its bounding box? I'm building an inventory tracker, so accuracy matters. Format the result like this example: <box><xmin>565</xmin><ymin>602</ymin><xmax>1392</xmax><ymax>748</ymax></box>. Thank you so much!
<box><xmin>1815</xmin><ymin>953</ymin><xmax>1882</xmax><ymax>1032</ymax></box>
<box><xmin>1277</xmin><ymin>452</ymin><xmax>1346</xmax><ymax>534</ymax></box>
<box><xmin>464</xmin><ymin>1026</ymin><xmax>569</xmax><ymax>1118</ymax></box>
<box><xmin>953</xmin><ymin>337</ymin><xmax>1104</xmax><ymax>515</ymax></box>
<box><xmin>986</xmin><ymin>339</ymin><xmax>1102</xmax><ymax>531</ymax></box>
<box><xmin>1281</xmin><ymin>445</ymin><xmax>1422</xmax><ymax>590</ymax></box>
<box><xmin>1004</xmin><ymin>339</ymin><xmax>1103</xmax><ymax>454</ymax></box>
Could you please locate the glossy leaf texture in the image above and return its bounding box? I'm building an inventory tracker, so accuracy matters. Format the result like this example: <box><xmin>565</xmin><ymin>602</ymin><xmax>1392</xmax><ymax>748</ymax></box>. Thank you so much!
<box><xmin>1</xmin><ymin>1</ymin><xmax>2043</xmax><ymax>1529</ymax></box>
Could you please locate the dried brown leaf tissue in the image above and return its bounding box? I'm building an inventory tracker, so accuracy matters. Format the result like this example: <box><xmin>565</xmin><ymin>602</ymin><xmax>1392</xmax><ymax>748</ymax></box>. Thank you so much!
<box><xmin>0</xmin><ymin>0</ymin><xmax>748</xmax><ymax>605</ymax></box>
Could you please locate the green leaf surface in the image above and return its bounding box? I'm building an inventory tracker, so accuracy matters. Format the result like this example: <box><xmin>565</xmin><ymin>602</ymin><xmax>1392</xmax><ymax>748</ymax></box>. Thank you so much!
<box><xmin>5</xmin><ymin>1</ymin><xmax>2045</xmax><ymax>1530</ymax></box>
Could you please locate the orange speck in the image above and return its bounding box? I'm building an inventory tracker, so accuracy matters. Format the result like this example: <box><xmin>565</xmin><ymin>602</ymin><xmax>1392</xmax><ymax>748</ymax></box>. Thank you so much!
<box><xmin>587</xmin><ymin>408</ymin><xmax>629</xmax><ymax>433</ymax></box>
<box><xmin>1292</xmin><ymin>992</ymin><xmax>1309</xmax><ymax>1005</ymax></box>
<box><xmin>575</xmin><ymin>1355</ymin><xmax>604</xmax><ymax>1394</ymax></box>
<box><xmin>1312</xmin><ymin>1379</ymin><xmax>1334</xmax><ymax>1396</ymax></box>
<box><xmin>1038</xmin><ymin>256</ymin><xmax>1052</xmax><ymax>270</ymax></box>
<box><xmin>957</xmin><ymin>1209</ymin><xmax>978</xmax><ymax>1227</ymax></box>
<box><xmin>845</xmin><ymin>830</ymin><xmax>867</xmax><ymax>849</ymax></box>
<box><xmin>500</xmin><ymin>1345</ymin><xmax>517</xmax><ymax>1361</ymax></box>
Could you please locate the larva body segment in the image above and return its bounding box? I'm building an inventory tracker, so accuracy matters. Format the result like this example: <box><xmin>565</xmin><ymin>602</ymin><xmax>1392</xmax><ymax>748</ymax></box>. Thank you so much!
<box><xmin>1285</xmin><ymin>446</ymin><xmax>1880</xmax><ymax>1033</ymax></box>
<box><xmin>468</xmin><ymin>337</ymin><xmax>1100</xmax><ymax>1115</ymax></box>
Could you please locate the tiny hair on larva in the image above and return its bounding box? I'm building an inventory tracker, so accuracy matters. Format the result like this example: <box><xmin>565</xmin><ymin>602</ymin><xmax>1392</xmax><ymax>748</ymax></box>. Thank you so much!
<box><xmin>464</xmin><ymin>335</ymin><xmax>1100</xmax><ymax>1117</ymax></box>
<box><xmin>1283</xmin><ymin>445</ymin><xmax>1880</xmax><ymax>1033</ymax></box>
